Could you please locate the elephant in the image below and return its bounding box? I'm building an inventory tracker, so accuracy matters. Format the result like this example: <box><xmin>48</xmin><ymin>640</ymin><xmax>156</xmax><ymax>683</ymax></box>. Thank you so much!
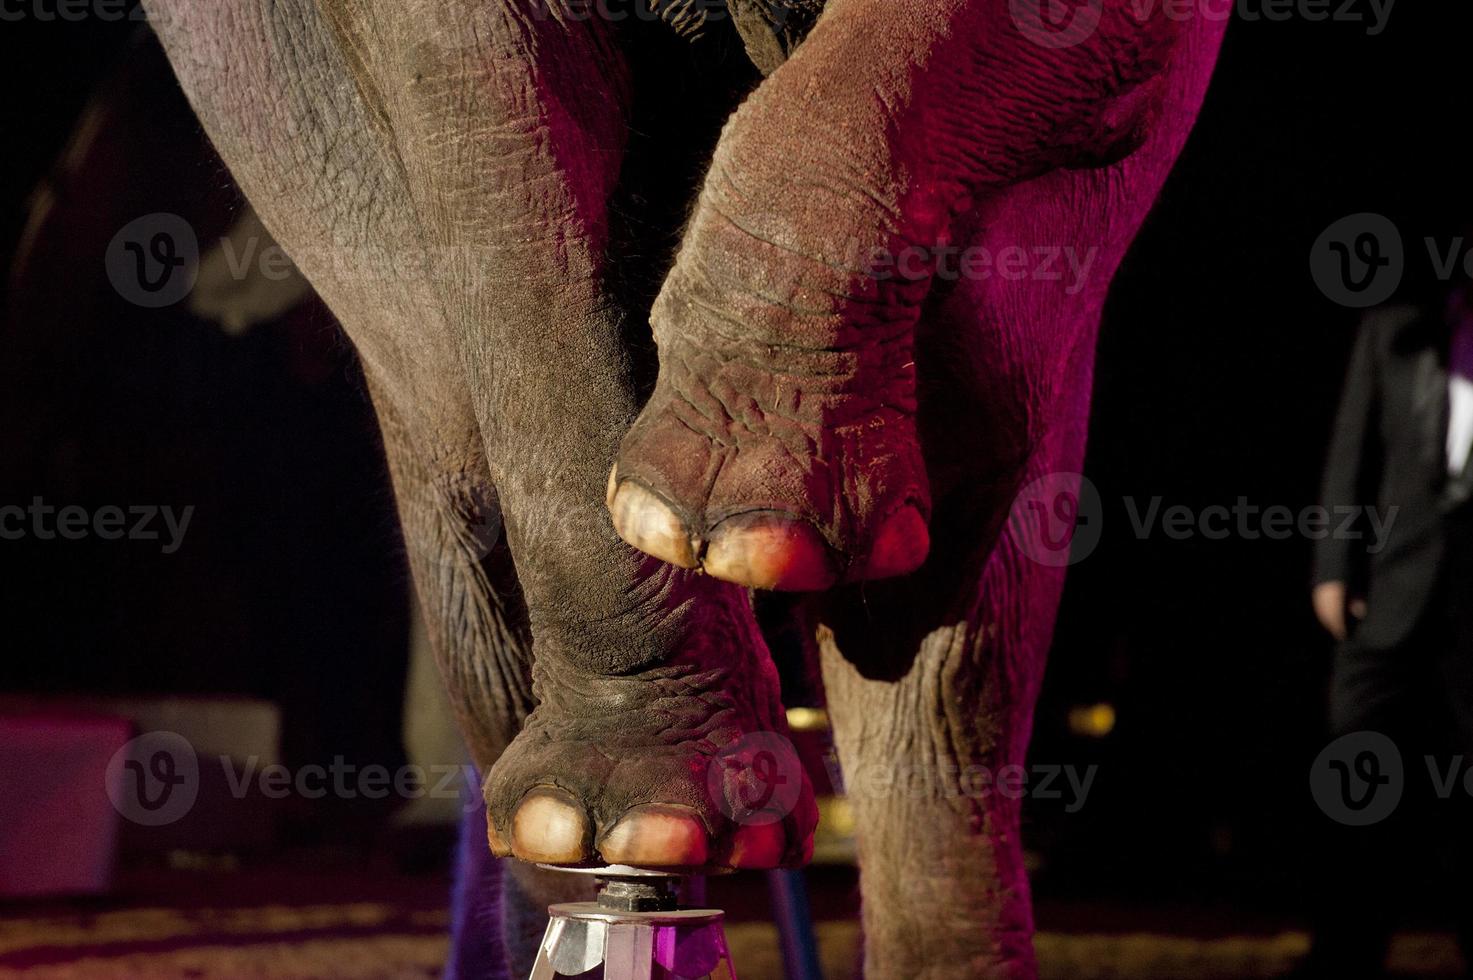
<box><xmin>141</xmin><ymin>0</ymin><xmax>1225</xmax><ymax>975</ymax></box>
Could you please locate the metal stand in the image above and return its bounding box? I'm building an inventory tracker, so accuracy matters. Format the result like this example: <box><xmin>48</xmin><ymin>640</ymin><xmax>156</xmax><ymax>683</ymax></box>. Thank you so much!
<box><xmin>529</xmin><ymin>866</ymin><xmax>738</xmax><ymax>979</ymax></box>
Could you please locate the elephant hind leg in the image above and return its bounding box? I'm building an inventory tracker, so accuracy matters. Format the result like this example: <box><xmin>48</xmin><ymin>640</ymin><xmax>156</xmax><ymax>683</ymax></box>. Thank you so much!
<box><xmin>819</xmin><ymin>580</ymin><xmax>1047</xmax><ymax>980</ymax></box>
<box><xmin>817</xmin><ymin>428</ymin><xmax>1075</xmax><ymax>977</ymax></box>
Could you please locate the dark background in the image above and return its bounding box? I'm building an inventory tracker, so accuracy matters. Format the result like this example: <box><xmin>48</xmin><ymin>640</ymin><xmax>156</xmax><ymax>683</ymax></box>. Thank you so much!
<box><xmin>2</xmin><ymin>0</ymin><xmax>1468</xmax><ymax>925</ymax></box>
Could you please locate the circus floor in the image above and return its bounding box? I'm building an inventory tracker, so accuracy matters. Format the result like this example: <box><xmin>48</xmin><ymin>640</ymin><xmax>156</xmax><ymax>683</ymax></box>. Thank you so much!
<box><xmin>0</xmin><ymin>856</ymin><xmax>1463</xmax><ymax>979</ymax></box>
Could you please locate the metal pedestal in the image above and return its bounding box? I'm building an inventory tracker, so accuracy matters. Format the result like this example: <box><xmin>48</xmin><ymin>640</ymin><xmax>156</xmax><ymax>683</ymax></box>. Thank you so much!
<box><xmin>530</xmin><ymin>867</ymin><xmax>737</xmax><ymax>980</ymax></box>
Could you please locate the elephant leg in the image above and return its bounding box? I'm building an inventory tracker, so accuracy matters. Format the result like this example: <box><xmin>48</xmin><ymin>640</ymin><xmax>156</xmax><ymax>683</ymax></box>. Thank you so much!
<box><xmin>367</xmin><ymin>380</ymin><xmax>535</xmax><ymax>764</ymax></box>
<box><xmin>814</xmin><ymin>48</ymin><xmax>1226</xmax><ymax>962</ymax></box>
<box><xmin>605</xmin><ymin>0</ymin><xmax>1208</xmax><ymax>595</ymax></box>
<box><xmin>818</xmin><ymin>480</ymin><xmax>1069</xmax><ymax>979</ymax></box>
<box><xmin>147</xmin><ymin>0</ymin><xmax>815</xmax><ymax>875</ymax></box>
<box><xmin>144</xmin><ymin>1</ymin><xmax>590</xmax><ymax>969</ymax></box>
<box><xmin>372</xmin><ymin>353</ymin><xmax>582</xmax><ymax>980</ymax></box>
<box><xmin>306</xmin><ymin>2</ymin><xmax>817</xmax><ymax>872</ymax></box>
<box><xmin>815</xmin><ymin>371</ymin><xmax>1080</xmax><ymax>979</ymax></box>
<box><xmin>810</xmin><ymin>330</ymin><xmax>1077</xmax><ymax>980</ymax></box>
<box><xmin>146</xmin><ymin>0</ymin><xmax>549</xmax><ymax>779</ymax></box>
<box><xmin>816</xmin><ymin>392</ymin><xmax>1084</xmax><ymax>979</ymax></box>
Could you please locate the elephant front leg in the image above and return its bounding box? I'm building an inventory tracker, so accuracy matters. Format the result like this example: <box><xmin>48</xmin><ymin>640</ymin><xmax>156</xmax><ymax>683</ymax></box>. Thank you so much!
<box><xmin>607</xmin><ymin>0</ymin><xmax>1189</xmax><ymax>593</ymax></box>
<box><xmin>311</xmin><ymin>0</ymin><xmax>821</xmax><ymax>871</ymax></box>
<box><xmin>146</xmin><ymin>2</ymin><xmax>814</xmax><ymax>963</ymax></box>
<box><xmin>146</xmin><ymin>0</ymin><xmax>545</xmax><ymax>783</ymax></box>
<box><xmin>372</xmin><ymin>385</ymin><xmax>598</xmax><ymax>977</ymax></box>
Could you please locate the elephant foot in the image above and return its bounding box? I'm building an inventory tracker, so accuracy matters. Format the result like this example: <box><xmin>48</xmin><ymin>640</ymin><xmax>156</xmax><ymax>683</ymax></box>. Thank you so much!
<box><xmin>482</xmin><ymin>647</ymin><xmax>817</xmax><ymax>870</ymax></box>
<box><xmin>607</xmin><ymin>331</ymin><xmax>931</xmax><ymax>591</ymax></box>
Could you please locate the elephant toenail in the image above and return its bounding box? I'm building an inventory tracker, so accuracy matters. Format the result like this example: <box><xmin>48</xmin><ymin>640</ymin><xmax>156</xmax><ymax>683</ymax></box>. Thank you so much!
<box><xmin>702</xmin><ymin>512</ymin><xmax>838</xmax><ymax>591</ymax></box>
<box><xmin>511</xmin><ymin>787</ymin><xmax>591</xmax><ymax>864</ymax></box>
<box><xmin>725</xmin><ymin>822</ymin><xmax>786</xmax><ymax>868</ymax></box>
<box><xmin>598</xmin><ymin>805</ymin><xmax>710</xmax><ymax>868</ymax></box>
<box><xmin>862</xmin><ymin>504</ymin><xmax>930</xmax><ymax>580</ymax></box>
<box><xmin>608</xmin><ymin>474</ymin><xmax>700</xmax><ymax>569</ymax></box>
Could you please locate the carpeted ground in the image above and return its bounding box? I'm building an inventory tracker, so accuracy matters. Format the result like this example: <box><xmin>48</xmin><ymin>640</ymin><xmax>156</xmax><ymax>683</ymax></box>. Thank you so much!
<box><xmin>0</xmin><ymin>863</ymin><xmax>1464</xmax><ymax>978</ymax></box>
<box><xmin>2</xmin><ymin>905</ymin><xmax>1467</xmax><ymax>979</ymax></box>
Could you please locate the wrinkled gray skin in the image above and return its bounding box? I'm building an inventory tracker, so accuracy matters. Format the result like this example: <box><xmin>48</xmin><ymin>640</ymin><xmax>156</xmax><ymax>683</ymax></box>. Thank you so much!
<box><xmin>144</xmin><ymin>1</ymin><xmax>1223</xmax><ymax>975</ymax></box>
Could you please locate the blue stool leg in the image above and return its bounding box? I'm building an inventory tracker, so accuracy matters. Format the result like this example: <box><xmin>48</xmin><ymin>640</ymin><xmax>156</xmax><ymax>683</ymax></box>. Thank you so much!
<box><xmin>445</xmin><ymin>774</ymin><xmax>509</xmax><ymax>980</ymax></box>
<box><xmin>767</xmin><ymin>868</ymin><xmax>824</xmax><ymax>980</ymax></box>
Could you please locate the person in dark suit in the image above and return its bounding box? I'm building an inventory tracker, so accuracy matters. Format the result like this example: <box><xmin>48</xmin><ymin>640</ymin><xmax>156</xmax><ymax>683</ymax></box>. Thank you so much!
<box><xmin>1304</xmin><ymin>288</ymin><xmax>1473</xmax><ymax>978</ymax></box>
<box><xmin>1315</xmin><ymin>294</ymin><xmax>1473</xmax><ymax>744</ymax></box>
